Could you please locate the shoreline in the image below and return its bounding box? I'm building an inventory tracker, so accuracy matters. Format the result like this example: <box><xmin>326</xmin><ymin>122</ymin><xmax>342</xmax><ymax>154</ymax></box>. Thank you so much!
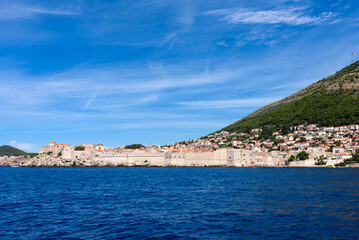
<box><xmin>2</xmin><ymin>165</ymin><xmax>358</xmax><ymax>168</ymax></box>
<box><xmin>2</xmin><ymin>155</ymin><xmax>358</xmax><ymax>168</ymax></box>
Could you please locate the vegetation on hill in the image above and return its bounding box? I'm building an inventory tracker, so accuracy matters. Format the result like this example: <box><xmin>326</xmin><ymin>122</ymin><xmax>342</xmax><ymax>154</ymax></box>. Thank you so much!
<box><xmin>221</xmin><ymin>61</ymin><xmax>359</xmax><ymax>134</ymax></box>
<box><xmin>0</xmin><ymin>145</ymin><xmax>26</xmax><ymax>156</ymax></box>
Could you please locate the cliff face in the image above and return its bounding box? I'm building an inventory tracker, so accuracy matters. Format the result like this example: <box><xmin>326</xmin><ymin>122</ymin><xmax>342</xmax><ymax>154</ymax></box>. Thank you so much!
<box><xmin>221</xmin><ymin>61</ymin><xmax>359</xmax><ymax>133</ymax></box>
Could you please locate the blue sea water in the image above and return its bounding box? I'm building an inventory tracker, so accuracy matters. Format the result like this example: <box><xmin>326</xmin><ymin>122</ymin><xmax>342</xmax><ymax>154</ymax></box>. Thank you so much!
<box><xmin>0</xmin><ymin>167</ymin><xmax>358</xmax><ymax>239</ymax></box>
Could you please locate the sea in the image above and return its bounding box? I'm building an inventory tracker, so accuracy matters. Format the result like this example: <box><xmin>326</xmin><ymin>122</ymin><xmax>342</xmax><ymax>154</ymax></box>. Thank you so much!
<box><xmin>0</xmin><ymin>167</ymin><xmax>358</xmax><ymax>239</ymax></box>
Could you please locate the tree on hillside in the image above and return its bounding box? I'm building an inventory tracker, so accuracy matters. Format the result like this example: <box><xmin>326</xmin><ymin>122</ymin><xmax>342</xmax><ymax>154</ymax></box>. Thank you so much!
<box><xmin>296</xmin><ymin>151</ymin><xmax>309</xmax><ymax>160</ymax></box>
<box><xmin>281</xmin><ymin>125</ymin><xmax>290</xmax><ymax>135</ymax></box>
<box><xmin>335</xmin><ymin>140</ymin><xmax>341</xmax><ymax>146</ymax></box>
<box><xmin>315</xmin><ymin>155</ymin><xmax>327</xmax><ymax>165</ymax></box>
<box><xmin>352</xmin><ymin>149</ymin><xmax>359</xmax><ymax>162</ymax></box>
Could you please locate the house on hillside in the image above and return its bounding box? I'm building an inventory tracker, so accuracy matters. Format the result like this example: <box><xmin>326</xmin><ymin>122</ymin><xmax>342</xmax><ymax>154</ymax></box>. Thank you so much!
<box><xmin>332</xmin><ymin>147</ymin><xmax>345</xmax><ymax>155</ymax></box>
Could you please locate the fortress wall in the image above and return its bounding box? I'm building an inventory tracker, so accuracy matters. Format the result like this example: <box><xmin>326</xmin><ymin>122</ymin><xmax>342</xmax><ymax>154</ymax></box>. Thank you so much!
<box><xmin>128</xmin><ymin>152</ymin><xmax>165</xmax><ymax>166</ymax></box>
<box><xmin>184</xmin><ymin>149</ymin><xmax>228</xmax><ymax>166</ymax></box>
<box><xmin>94</xmin><ymin>152</ymin><xmax>166</xmax><ymax>166</ymax></box>
<box><xmin>229</xmin><ymin>150</ymin><xmax>287</xmax><ymax>167</ymax></box>
<box><xmin>166</xmin><ymin>152</ymin><xmax>186</xmax><ymax>166</ymax></box>
<box><xmin>53</xmin><ymin>147</ymin><xmax>63</xmax><ymax>156</ymax></box>
<box><xmin>93</xmin><ymin>155</ymin><xmax>129</xmax><ymax>165</ymax></box>
<box><xmin>183</xmin><ymin>152</ymin><xmax>208</xmax><ymax>166</ymax></box>
<box><xmin>93</xmin><ymin>151</ymin><xmax>129</xmax><ymax>165</ymax></box>
<box><xmin>57</xmin><ymin>148</ymin><xmax>320</xmax><ymax>167</ymax></box>
<box><xmin>74</xmin><ymin>149</ymin><xmax>93</xmax><ymax>160</ymax></box>
<box><xmin>325</xmin><ymin>159</ymin><xmax>343</xmax><ymax>165</ymax></box>
<box><xmin>39</xmin><ymin>146</ymin><xmax>50</xmax><ymax>154</ymax></box>
<box><xmin>288</xmin><ymin>159</ymin><xmax>316</xmax><ymax>167</ymax></box>
<box><xmin>40</xmin><ymin>146</ymin><xmax>62</xmax><ymax>156</ymax></box>
<box><xmin>169</xmin><ymin>157</ymin><xmax>186</xmax><ymax>166</ymax></box>
<box><xmin>227</xmin><ymin>150</ymin><xmax>245</xmax><ymax>167</ymax></box>
<box><xmin>240</xmin><ymin>150</ymin><xmax>256</xmax><ymax>166</ymax></box>
<box><xmin>254</xmin><ymin>155</ymin><xmax>274</xmax><ymax>166</ymax></box>
<box><xmin>269</xmin><ymin>152</ymin><xmax>288</xmax><ymax>166</ymax></box>
<box><xmin>62</xmin><ymin>147</ymin><xmax>74</xmax><ymax>159</ymax></box>
<box><xmin>95</xmin><ymin>150</ymin><xmax>231</xmax><ymax>167</ymax></box>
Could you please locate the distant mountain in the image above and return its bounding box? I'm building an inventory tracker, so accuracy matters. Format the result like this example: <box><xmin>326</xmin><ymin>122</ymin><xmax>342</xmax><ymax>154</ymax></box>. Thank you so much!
<box><xmin>221</xmin><ymin>61</ymin><xmax>359</xmax><ymax>136</ymax></box>
<box><xmin>0</xmin><ymin>145</ymin><xmax>26</xmax><ymax>156</ymax></box>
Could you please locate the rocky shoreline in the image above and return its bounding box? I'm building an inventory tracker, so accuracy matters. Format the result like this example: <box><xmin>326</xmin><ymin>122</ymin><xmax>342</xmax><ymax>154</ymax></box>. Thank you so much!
<box><xmin>0</xmin><ymin>155</ymin><xmax>125</xmax><ymax>167</ymax></box>
<box><xmin>1</xmin><ymin>155</ymin><xmax>359</xmax><ymax>168</ymax></box>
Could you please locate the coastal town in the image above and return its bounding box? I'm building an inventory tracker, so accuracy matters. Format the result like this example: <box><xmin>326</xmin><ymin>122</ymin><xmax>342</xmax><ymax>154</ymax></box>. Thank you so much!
<box><xmin>0</xmin><ymin>123</ymin><xmax>348</xmax><ymax>167</ymax></box>
<box><xmin>1</xmin><ymin>123</ymin><xmax>358</xmax><ymax>167</ymax></box>
<box><xmin>194</xmin><ymin>123</ymin><xmax>359</xmax><ymax>162</ymax></box>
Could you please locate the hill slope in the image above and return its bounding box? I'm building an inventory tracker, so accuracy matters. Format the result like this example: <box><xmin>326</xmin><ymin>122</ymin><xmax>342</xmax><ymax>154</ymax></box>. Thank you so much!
<box><xmin>221</xmin><ymin>61</ymin><xmax>359</xmax><ymax>135</ymax></box>
<box><xmin>0</xmin><ymin>145</ymin><xmax>26</xmax><ymax>156</ymax></box>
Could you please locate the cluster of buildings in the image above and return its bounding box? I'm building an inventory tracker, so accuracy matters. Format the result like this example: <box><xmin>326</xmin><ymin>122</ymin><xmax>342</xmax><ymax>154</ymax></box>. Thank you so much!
<box><xmin>38</xmin><ymin>124</ymin><xmax>359</xmax><ymax>167</ymax></box>
<box><xmin>196</xmin><ymin>124</ymin><xmax>359</xmax><ymax>160</ymax></box>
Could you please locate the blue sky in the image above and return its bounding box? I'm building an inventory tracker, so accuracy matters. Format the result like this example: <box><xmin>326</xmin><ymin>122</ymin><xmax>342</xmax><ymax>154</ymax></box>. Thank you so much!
<box><xmin>1</xmin><ymin>0</ymin><xmax>358</xmax><ymax>152</ymax></box>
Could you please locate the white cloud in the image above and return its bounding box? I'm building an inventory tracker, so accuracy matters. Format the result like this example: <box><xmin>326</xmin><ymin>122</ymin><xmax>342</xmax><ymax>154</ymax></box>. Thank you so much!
<box><xmin>217</xmin><ymin>41</ymin><xmax>229</xmax><ymax>47</ymax></box>
<box><xmin>206</xmin><ymin>8</ymin><xmax>336</xmax><ymax>26</ymax></box>
<box><xmin>9</xmin><ymin>141</ymin><xmax>37</xmax><ymax>152</ymax></box>
<box><xmin>0</xmin><ymin>3</ymin><xmax>80</xmax><ymax>19</ymax></box>
<box><xmin>139</xmin><ymin>95</ymin><xmax>159</xmax><ymax>104</ymax></box>
<box><xmin>178</xmin><ymin>97</ymin><xmax>281</xmax><ymax>109</ymax></box>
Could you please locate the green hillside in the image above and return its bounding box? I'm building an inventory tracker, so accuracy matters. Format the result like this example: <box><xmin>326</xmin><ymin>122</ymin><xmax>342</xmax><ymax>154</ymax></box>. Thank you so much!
<box><xmin>0</xmin><ymin>145</ymin><xmax>26</xmax><ymax>156</ymax></box>
<box><xmin>221</xmin><ymin>61</ymin><xmax>359</xmax><ymax>135</ymax></box>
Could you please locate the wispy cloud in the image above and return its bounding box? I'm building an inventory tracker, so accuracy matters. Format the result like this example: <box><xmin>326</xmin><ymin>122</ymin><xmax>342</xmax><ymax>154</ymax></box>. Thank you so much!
<box><xmin>217</xmin><ymin>41</ymin><xmax>229</xmax><ymax>47</ymax></box>
<box><xmin>206</xmin><ymin>7</ymin><xmax>336</xmax><ymax>26</ymax></box>
<box><xmin>160</xmin><ymin>0</ymin><xmax>195</xmax><ymax>50</ymax></box>
<box><xmin>234</xmin><ymin>27</ymin><xmax>295</xmax><ymax>47</ymax></box>
<box><xmin>84</xmin><ymin>92</ymin><xmax>98</xmax><ymax>109</ymax></box>
<box><xmin>87</xmin><ymin>95</ymin><xmax>160</xmax><ymax>110</ymax></box>
<box><xmin>0</xmin><ymin>2</ymin><xmax>80</xmax><ymax>19</ymax></box>
<box><xmin>178</xmin><ymin>97</ymin><xmax>281</xmax><ymax>109</ymax></box>
<box><xmin>0</xmin><ymin>62</ymin><xmax>238</xmax><ymax>114</ymax></box>
<box><xmin>42</xmin><ymin>63</ymin><xmax>235</xmax><ymax>95</ymax></box>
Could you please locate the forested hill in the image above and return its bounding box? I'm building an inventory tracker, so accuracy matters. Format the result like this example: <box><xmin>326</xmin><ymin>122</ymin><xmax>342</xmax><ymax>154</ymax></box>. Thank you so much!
<box><xmin>221</xmin><ymin>61</ymin><xmax>359</xmax><ymax>135</ymax></box>
<box><xmin>0</xmin><ymin>145</ymin><xmax>26</xmax><ymax>156</ymax></box>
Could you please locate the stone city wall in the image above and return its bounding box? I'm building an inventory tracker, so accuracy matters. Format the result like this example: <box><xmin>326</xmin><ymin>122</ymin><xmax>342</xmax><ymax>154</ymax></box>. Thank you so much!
<box><xmin>38</xmin><ymin>144</ymin><xmax>344</xmax><ymax>167</ymax></box>
<box><xmin>93</xmin><ymin>152</ymin><xmax>166</xmax><ymax>166</ymax></box>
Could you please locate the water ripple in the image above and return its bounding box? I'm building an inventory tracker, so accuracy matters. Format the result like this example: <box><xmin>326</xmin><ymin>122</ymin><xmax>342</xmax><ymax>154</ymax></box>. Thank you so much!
<box><xmin>0</xmin><ymin>167</ymin><xmax>358</xmax><ymax>239</ymax></box>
